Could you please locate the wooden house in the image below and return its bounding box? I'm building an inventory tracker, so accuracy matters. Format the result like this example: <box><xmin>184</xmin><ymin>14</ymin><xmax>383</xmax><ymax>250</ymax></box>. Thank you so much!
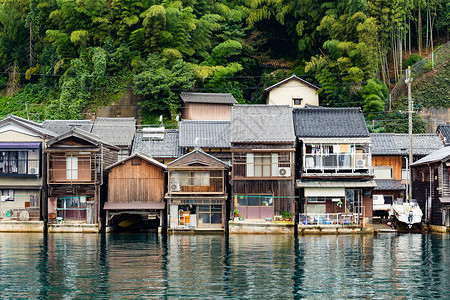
<box><xmin>0</xmin><ymin>115</ymin><xmax>56</xmax><ymax>223</ymax></box>
<box><xmin>104</xmin><ymin>153</ymin><xmax>167</xmax><ymax>231</ymax></box>
<box><xmin>132</xmin><ymin>128</ymin><xmax>182</xmax><ymax>165</ymax></box>
<box><xmin>293</xmin><ymin>107</ymin><xmax>375</xmax><ymax>226</ymax></box>
<box><xmin>411</xmin><ymin>146</ymin><xmax>450</xmax><ymax>231</ymax></box>
<box><xmin>180</xmin><ymin>92</ymin><xmax>237</xmax><ymax>121</ymax></box>
<box><xmin>45</xmin><ymin>128</ymin><xmax>119</xmax><ymax>226</ymax></box>
<box><xmin>165</xmin><ymin>148</ymin><xmax>229</xmax><ymax>229</ymax></box>
<box><xmin>371</xmin><ymin>133</ymin><xmax>443</xmax><ymax>203</ymax></box>
<box><xmin>230</xmin><ymin>105</ymin><xmax>296</xmax><ymax>220</ymax></box>
<box><xmin>263</xmin><ymin>75</ymin><xmax>319</xmax><ymax>108</ymax></box>
<box><xmin>179</xmin><ymin>120</ymin><xmax>231</xmax><ymax>165</ymax></box>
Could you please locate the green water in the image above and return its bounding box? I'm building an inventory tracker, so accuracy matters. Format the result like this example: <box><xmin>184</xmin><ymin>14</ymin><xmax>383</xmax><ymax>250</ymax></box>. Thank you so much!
<box><xmin>0</xmin><ymin>233</ymin><xmax>449</xmax><ymax>299</ymax></box>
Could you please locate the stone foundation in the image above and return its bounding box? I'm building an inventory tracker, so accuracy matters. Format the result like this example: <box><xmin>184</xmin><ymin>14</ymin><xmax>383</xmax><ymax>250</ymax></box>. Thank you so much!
<box><xmin>0</xmin><ymin>221</ymin><xmax>45</xmax><ymax>232</ymax></box>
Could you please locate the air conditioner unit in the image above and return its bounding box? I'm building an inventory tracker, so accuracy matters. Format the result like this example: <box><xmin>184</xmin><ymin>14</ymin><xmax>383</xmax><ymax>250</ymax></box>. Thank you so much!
<box><xmin>29</xmin><ymin>168</ymin><xmax>37</xmax><ymax>175</ymax></box>
<box><xmin>278</xmin><ymin>167</ymin><xmax>291</xmax><ymax>177</ymax></box>
<box><xmin>356</xmin><ymin>159</ymin><xmax>365</xmax><ymax>168</ymax></box>
<box><xmin>170</xmin><ymin>183</ymin><xmax>180</xmax><ymax>192</ymax></box>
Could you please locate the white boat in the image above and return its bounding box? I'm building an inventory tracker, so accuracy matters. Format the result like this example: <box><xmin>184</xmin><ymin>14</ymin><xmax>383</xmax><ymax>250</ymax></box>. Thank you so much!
<box><xmin>391</xmin><ymin>199</ymin><xmax>423</xmax><ymax>230</ymax></box>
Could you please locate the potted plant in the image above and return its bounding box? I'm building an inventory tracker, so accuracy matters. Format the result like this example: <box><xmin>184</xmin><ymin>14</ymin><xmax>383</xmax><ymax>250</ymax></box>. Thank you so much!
<box><xmin>233</xmin><ymin>208</ymin><xmax>239</xmax><ymax>217</ymax></box>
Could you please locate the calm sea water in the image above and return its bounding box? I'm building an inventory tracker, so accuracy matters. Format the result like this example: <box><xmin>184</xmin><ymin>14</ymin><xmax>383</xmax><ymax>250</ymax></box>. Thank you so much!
<box><xmin>0</xmin><ymin>233</ymin><xmax>449</xmax><ymax>299</ymax></box>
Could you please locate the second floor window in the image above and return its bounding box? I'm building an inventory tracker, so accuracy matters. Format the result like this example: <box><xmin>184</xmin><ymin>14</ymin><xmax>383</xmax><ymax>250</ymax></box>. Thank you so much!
<box><xmin>172</xmin><ymin>171</ymin><xmax>210</xmax><ymax>186</ymax></box>
<box><xmin>0</xmin><ymin>150</ymin><xmax>39</xmax><ymax>175</ymax></box>
<box><xmin>373</xmin><ymin>166</ymin><xmax>393</xmax><ymax>179</ymax></box>
<box><xmin>66</xmin><ymin>156</ymin><xmax>78</xmax><ymax>180</ymax></box>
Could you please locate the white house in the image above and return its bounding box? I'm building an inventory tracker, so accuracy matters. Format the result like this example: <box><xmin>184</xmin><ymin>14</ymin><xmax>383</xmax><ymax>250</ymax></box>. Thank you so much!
<box><xmin>263</xmin><ymin>75</ymin><xmax>319</xmax><ymax>108</ymax></box>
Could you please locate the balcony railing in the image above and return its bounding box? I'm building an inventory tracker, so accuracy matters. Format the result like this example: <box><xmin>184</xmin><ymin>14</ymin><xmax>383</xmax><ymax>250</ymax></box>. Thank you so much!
<box><xmin>303</xmin><ymin>153</ymin><xmax>371</xmax><ymax>172</ymax></box>
<box><xmin>299</xmin><ymin>213</ymin><xmax>362</xmax><ymax>225</ymax></box>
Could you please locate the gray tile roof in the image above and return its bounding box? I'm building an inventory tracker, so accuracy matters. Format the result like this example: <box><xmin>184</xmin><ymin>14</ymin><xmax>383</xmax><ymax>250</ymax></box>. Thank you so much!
<box><xmin>437</xmin><ymin>124</ymin><xmax>450</xmax><ymax>144</ymax></box>
<box><xmin>293</xmin><ymin>107</ymin><xmax>369</xmax><ymax>138</ymax></box>
<box><xmin>42</xmin><ymin>120</ymin><xmax>94</xmax><ymax>135</ymax></box>
<box><xmin>374</xmin><ymin>179</ymin><xmax>405</xmax><ymax>191</ymax></box>
<box><xmin>47</xmin><ymin>127</ymin><xmax>119</xmax><ymax>150</ymax></box>
<box><xmin>132</xmin><ymin>129</ymin><xmax>183</xmax><ymax>158</ymax></box>
<box><xmin>91</xmin><ymin>117</ymin><xmax>136</xmax><ymax>147</ymax></box>
<box><xmin>370</xmin><ymin>133</ymin><xmax>443</xmax><ymax>155</ymax></box>
<box><xmin>179</xmin><ymin>120</ymin><xmax>230</xmax><ymax>148</ymax></box>
<box><xmin>180</xmin><ymin>92</ymin><xmax>238</xmax><ymax>104</ymax></box>
<box><xmin>411</xmin><ymin>145</ymin><xmax>450</xmax><ymax>166</ymax></box>
<box><xmin>1</xmin><ymin>115</ymin><xmax>57</xmax><ymax>137</ymax></box>
<box><xmin>231</xmin><ymin>105</ymin><xmax>295</xmax><ymax>143</ymax></box>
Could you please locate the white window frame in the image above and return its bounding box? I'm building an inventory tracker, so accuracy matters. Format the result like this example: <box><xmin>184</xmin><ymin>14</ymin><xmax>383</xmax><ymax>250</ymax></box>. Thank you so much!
<box><xmin>66</xmin><ymin>156</ymin><xmax>78</xmax><ymax>180</ymax></box>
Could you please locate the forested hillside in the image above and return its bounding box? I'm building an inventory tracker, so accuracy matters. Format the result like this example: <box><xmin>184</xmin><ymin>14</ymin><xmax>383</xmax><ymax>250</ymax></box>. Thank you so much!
<box><xmin>0</xmin><ymin>0</ymin><xmax>448</xmax><ymax>128</ymax></box>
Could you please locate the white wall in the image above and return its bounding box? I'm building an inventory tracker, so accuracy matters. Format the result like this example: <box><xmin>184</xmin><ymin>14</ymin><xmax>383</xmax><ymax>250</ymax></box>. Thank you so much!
<box><xmin>266</xmin><ymin>80</ymin><xmax>319</xmax><ymax>108</ymax></box>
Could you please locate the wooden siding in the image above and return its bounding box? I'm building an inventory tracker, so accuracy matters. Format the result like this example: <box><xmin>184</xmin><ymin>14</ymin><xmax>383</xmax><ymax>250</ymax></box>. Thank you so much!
<box><xmin>168</xmin><ymin>150</ymin><xmax>227</xmax><ymax>169</ymax></box>
<box><xmin>372</xmin><ymin>155</ymin><xmax>402</xmax><ymax>180</ymax></box>
<box><xmin>168</xmin><ymin>170</ymin><xmax>225</xmax><ymax>194</ymax></box>
<box><xmin>232</xmin><ymin>179</ymin><xmax>294</xmax><ymax>214</ymax></box>
<box><xmin>108</xmin><ymin>157</ymin><xmax>165</xmax><ymax>203</ymax></box>
<box><xmin>182</xmin><ymin>103</ymin><xmax>231</xmax><ymax>120</ymax></box>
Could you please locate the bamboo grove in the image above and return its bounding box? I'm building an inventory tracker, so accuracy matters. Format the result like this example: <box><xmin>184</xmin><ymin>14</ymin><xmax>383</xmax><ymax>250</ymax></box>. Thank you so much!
<box><xmin>0</xmin><ymin>0</ymin><xmax>448</xmax><ymax>130</ymax></box>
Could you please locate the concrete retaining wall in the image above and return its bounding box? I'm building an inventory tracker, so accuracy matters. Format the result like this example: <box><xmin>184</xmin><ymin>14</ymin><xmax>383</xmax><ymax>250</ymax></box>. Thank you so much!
<box><xmin>48</xmin><ymin>223</ymin><xmax>99</xmax><ymax>233</ymax></box>
<box><xmin>0</xmin><ymin>221</ymin><xmax>45</xmax><ymax>232</ymax></box>
<box><xmin>429</xmin><ymin>225</ymin><xmax>450</xmax><ymax>233</ymax></box>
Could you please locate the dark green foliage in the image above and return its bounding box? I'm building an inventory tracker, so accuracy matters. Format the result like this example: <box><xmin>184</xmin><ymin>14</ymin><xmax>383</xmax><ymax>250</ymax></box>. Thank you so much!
<box><xmin>404</xmin><ymin>54</ymin><xmax>424</xmax><ymax>68</ymax></box>
<box><xmin>367</xmin><ymin>111</ymin><xmax>427</xmax><ymax>134</ymax></box>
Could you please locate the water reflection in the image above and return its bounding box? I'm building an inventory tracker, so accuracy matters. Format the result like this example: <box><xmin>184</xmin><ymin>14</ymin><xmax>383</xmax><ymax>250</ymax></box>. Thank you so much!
<box><xmin>0</xmin><ymin>233</ymin><xmax>449</xmax><ymax>298</ymax></box>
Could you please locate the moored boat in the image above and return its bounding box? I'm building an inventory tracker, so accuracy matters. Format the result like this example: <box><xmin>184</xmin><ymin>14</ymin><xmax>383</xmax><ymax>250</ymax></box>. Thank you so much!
<box><xmin>391</xmin><ymin>199</ymin><xmax>423</xmax><ymax>231</ymax></box>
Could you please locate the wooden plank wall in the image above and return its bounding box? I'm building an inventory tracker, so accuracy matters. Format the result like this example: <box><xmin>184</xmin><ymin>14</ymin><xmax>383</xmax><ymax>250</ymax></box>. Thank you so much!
<box><xmin>372</xmin><ymin>156</ymin><xmax>403</xmax><ymax>180</ymax></box>
<box><xmin>108</xmin><ymin>157</ymin><xmax>165</xmax><ymax>203</ymax></box>
<box><xmin>233</xmin><ymin>179</ymin><xmax>294</xmax><ymax>214</ymax></box>
<box><xmin>182</xmin><ymin>103</ymin><xmax>231</xmax><ymax>120</ymax></box>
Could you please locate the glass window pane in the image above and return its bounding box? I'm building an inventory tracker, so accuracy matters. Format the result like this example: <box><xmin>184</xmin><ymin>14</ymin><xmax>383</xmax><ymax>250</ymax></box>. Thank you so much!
<box><xmin>237</xmin><ymin>196</ymin><xmax>247</xmax><ymax>206</ymax></box>
<box><xmin>211</xmin><ymin>213</ymin><xmax>222</xmax><ymax>224</ymax></box>
<box><xmin>9</xmin><ymin>152</ymin><xmax>18</xmax><ymax>173</ymax></box>
<box><xmin>211</xmin><ymin>205</ymin><xmax>222</xmax><ymax>212</ymax></box>
<box><xmin>18</xmin><ymin>151</ymin><xmax>27</xmax><ymax>174</ymax></box>
<box><xmin>248</xmin><ymin>196</ymin><xmax>260</xmax><ymax>206</ymax></box>
<box><xmin>0</xmin><ymin>151</ymin><xmax>7</xmax><ymax>173</ymax></box>
<box><xmin>198</xmin><ymin>205</ymin><xmax>210</xmax><ymax>212</ymax></box>
<box><xmin>198</xmin><ymin>213</ymin><xmax>210</xmax><ymax>224</ymax></box>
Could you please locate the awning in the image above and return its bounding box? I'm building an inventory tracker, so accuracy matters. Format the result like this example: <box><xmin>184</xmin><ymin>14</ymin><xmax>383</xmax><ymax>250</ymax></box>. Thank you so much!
<box><xmin>439</xmin><ymin>197</ymin><xmax>450</xmax><ymax>204</ymax></box>
<box><xmin>304</xmin><ymin>187</ymin><xmax>345</xmax><ymax>197</ymax></box>
<box><xmin>103</xmin><ymin>202</ymin><xmax>165</xmax><ymax>210</ymax></box>
<box><xmin>297</xmin><ymin>180</ymin><xmax>377</xmax><ymax>188</ymax></box>
<box><xmin>0</xmin><ymin>142</ymin><xmax>41</xmax><ymax>149</ymax></box>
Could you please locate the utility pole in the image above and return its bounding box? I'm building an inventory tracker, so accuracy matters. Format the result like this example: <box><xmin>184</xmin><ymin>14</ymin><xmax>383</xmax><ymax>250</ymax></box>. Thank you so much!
<box><xmin>406</xmin><ymin>66</ymin><xmax>413</xmax><ymax>201</ymax></box>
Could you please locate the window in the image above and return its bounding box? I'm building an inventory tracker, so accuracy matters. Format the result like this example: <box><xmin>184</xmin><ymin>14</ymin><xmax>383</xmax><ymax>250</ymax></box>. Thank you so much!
<box><xmin>308</xmin><ymin>197</ymin><xmax>326</xmax><ymax>203</ymax></box>
<box><xmin>237</xmin><ymin>195</ymin><xmax>273</xmax><ymax>207</ymax></box>
<box><xmin>66</xmin><ymin>156</ymin><xmax>78</xmax><ymax>180</ymax></box>
<box><xmin>1</xmin><ymin>189</ymin><xmax>14</xmax><ymax>201</ymax></box>
<box><xmin>198</xmin><ymin>205</ymin><xmax>222</xmax><ymax>224</ymax></box>
<box><xmin>246</xmin><ymin>153</ymin><xmax>290</xmax><ymax>177</ymax></box>
<box><xmin>293</xmin><ymin>98</ymin><xmax>303</xmax><ymax>105</ymax></box>
<box><xmin>373</xmin><ymin>166</ymin><xmax>393</xmax><ymax>179</ymax></box>
<box><xmin>0</xmin><ymin>150</ymin><xmax>39</xmax><ymax>175</ymax></box>
<box><xmin>172</xmin><ymin>171</ymin><xmax>210</xmax><ymax>186</ymax></box>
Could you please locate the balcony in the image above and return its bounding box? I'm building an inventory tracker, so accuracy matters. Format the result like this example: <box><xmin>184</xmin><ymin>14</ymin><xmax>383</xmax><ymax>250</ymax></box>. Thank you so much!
<box><xmin>48</xmin><ymin>155</ymin><xmax>100</xmax><ymax>184</ymax></box>
<box><xmin>168</xmin><ymin>170</ymin><xmax>225</xmax><ymax>194</ymax></box>
<box><xmin>303</xmin><ymin>153</ymin><xmax>372</xmax><ymax>173</ymax></box>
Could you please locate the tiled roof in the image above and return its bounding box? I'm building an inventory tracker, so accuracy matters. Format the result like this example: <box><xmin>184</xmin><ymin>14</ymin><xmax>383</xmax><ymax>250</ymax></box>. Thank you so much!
<box><xmin>263</xmin><ymin>74</ymin><xmax>319</xmax><ymax>93</ymax></box>
<box><xmin>231</xmin><ymin>105</ymin><xmax>295</xmax><ymax>143</ymax></box>
<box><xmin>42</xmin><ymin>120</ymin><xmax>93</xmax><ymax>135</ymax></box>
<box><xmin>1</xmin><ymin>115</ymin><xmax>57</xmax><ymax>137</ymax></box>
<box><xmin>293</xmin><ymin>107</ymin><xmax>369</xmax><ymax>138</ymax></box>
<box><xmin>437</xmin><ymin>124</ymin><xmax>450</xmax><ymax>144</ymax></box>
<box><xmin>132</xmin><ymin>129</ymin><xmax>183</xmax><ymax>158</ymax></box>
<box><xmin>370</xmin><ymin>133</ymin><xmax>443</xmax><ymax>155</ymax></box>
<box><xmin>91</xmin><ymin>117</ymin><xmax>136</xmax><ymax>147</ymax></box>
<box><xmin>47</xmin><ymin>127</ymin><xmax>119</xmax><ymax>150</ymax></box>
<box><xmin>105</xmin><ymin>152</ymin><xmax>167</xmax><ymax>171</ymax></box>
<box><xmin>374</xmin><ymin>180</ymin><xmax>405</xmax><ymax>191</ymax></box>
<box><xmin>179</xmin><ymin>120</ymin><xmax>230</xmax><ymax>148</ymax></box>
<box><xmin>180</xmin><ymin>92</ymin><xmax>238</xmax><ymax>104</ymax></box>
<box><xmin>411</xmin><ymin>145</ymin><xmax>450</xmax><ymax>166</ymax></box>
